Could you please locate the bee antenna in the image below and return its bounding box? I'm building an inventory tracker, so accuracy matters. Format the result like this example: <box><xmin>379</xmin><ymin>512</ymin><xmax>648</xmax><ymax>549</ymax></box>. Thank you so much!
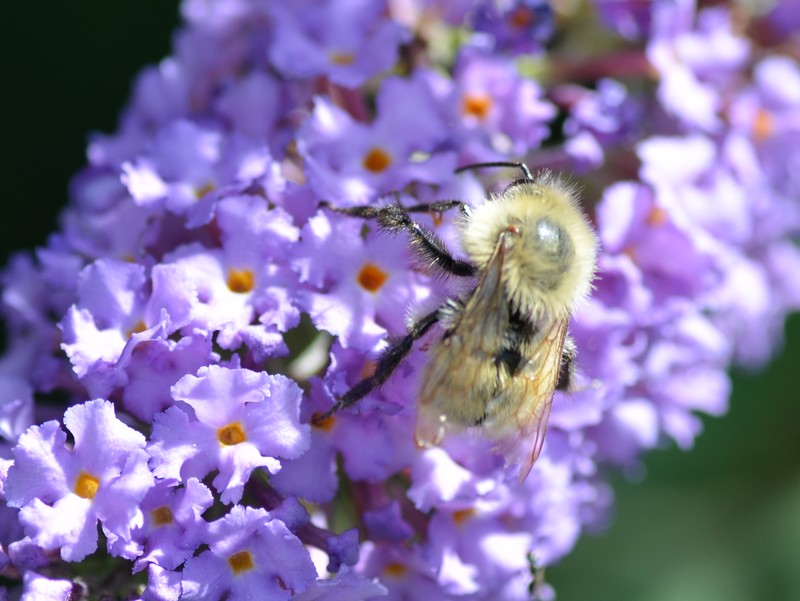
<box><xmin>455</xmin><ymin>161</ymin><xmax>533</xmax><ymax>181</ymax></box>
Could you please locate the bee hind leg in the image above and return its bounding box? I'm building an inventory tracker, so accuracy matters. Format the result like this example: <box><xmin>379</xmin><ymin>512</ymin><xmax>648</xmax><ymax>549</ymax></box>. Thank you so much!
<box><xmin>312</xmin><ymin>308</ymin><xmax>442</xmax><ymax>424</ymax></box>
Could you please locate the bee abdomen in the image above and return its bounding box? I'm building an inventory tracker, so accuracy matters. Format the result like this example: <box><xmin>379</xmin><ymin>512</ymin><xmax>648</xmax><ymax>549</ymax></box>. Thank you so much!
<box><xmin>496</xmin><ymin>310</ymin><xmax>536</xmax><ymax>375</ymax></box>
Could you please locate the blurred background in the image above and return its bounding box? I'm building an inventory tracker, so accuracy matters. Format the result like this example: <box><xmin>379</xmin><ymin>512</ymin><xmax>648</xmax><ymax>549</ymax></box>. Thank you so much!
<box><xmin>549</xmin><ymin>313</ymin><xmax>800</xmax><ymax>601</ymax></box>
<box><xmin>2</xmin><ymin>3</ymin><xmax>798</xmax><ymax>600</ymax></box>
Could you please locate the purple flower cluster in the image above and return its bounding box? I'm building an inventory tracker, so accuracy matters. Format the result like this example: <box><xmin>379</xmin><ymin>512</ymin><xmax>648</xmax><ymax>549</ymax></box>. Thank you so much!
<box><xmin>1</xmin><ymin>0</ymin><xmax>799</xmax><ymax>599</ymax></box>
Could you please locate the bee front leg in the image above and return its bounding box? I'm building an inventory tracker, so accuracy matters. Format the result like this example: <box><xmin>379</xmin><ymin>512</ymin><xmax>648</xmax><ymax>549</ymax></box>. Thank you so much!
<box><xmin>312</xmin><ymin>309</ymin><xmax>442</xmax><ymax>424</ymax></box>
<box><xmin>321</xmin><ymin>202</ymin><xmax>476</xmax><ymax>277</ymax></box>
<box><xmin>403</xmin><ymin>199</ymin><xmax>468</xmax><ymax>215</ymax></box>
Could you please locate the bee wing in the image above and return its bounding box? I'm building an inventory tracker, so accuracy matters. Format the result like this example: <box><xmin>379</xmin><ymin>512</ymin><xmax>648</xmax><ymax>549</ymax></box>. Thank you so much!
<box><xmin>416</xmin><ymin>234</ymin><xmax>509</xmax><ymax>445</ymax></box>
<box><xmin>512</xmin><ymin>316</ymin><xmax>569</xmax><ymax>481</ymax></box>
<box><xmin>447</xmin><ymin>234</ymin><xmax>509</xmax><ymax>345</ymax></box>
<box><xmin>417</xmin><ymin>230</ymin><xmax>568</xmax><ymax>482</ymax></box>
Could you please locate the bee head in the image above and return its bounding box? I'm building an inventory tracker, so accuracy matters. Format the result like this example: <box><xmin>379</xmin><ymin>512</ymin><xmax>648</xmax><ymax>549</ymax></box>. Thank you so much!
<box><xmin>503</xmin><ymin>177</ymin><xmax>535</xmax><ymax>194</ymax></box>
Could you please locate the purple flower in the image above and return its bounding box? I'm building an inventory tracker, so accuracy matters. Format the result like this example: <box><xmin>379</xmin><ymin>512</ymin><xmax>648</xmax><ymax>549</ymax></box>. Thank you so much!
<box><xmin>293</xmin><ymin>210</ymin><xmax>431</xmax><ymax>352</ymax></box>
<box><xmin>471</xmin><ymin>0</ymin><xmax>555</xmax><ymax>54</ymax></box>
<box><xmin>269</xmin><ymin>383</ymin><xmax>340</xmax><ymax>503</ymax></box>
<box><xmin>729</xmin><ymin>55</ymin><xmax>800</xmax><ymax>199</ymax></box>
<box><xmin>214</xmin><ymin>72</ymin><xmax>284</xmax><ymax>141</ymax></box>
<box><xmin>180</xmin><ymin>505</ymin><xmax>317</xmax><ymax>600</ymax></box>
<box><xmin>445</xmin><ymin>49</ymin><xmax>556</xmax><ymax>159</ymax></box>
<box><xmin>2</xmin><ymin>0</ymin><xmax>799</xmax><ymax>598</ymax></box>
<box><xmin>356</xmin><ymin>542</ymin><xmax>443</xmax><ymax>601</ymax></box>
<box><xmin>596</xmin><ymin>180</ymin><xmax>716</xmax><ymax>301</ymax></box>
<box><xmin>0</xmin><ymin>375</ymin><xmax>33</xmax><ymax>446</ymax></box>
<box><xmin>562</xmin><ymin>78</ymin><xmax>642</xmax><ymax>171</ymax></box>
<box><xmin>148</xmin><ymin>366</ymin><xmax>309</xmax><ymax>504</ymax></box>
<box><xmin>764</xmin><ymin>0</ymin><xmax>800</xmax><ymax>39</ymax></box>
<box><xmin>297</xmin><ymin>77</ymin><xmax>456</xmax><ymax>204</ymax></box>
<box><xmin>647</xmin><ymin>4</ymin><xmax>749</xmax><ymax>131</ymax></box>
<box><xmin>148</xmin><ymin>246</ymin><xmax>269</xmax><ymax>353</ymax></box>
<box><xmin>0</xmin><ymin>458</ymin><xmax>24</xmax><ymax>548</ymax></box>
<box><xmin>5</xmin><ymin>400</ymin><xmax>153</xmax><ymax>561</ymax></box>
<box><xmin>266</xmin><ymin>0</ymin><xmax>410</xmax><ymax>88</ymax></box>
<box><xmin>292</xmin><ymin>566</ymin><xmax>387</xmax><ymax>600</ymax></box>
<box><xmin>592</xmin><ymin>0</ymin><xmax>655</xmax><ymax>40</ymax></box>
<box><xmin>20</xmin><ymin>571</ymin><xmax>82</xmax><ymax>601</ymax></box>
<box><xmin>141</xmin><ymin>563</ymin><xmax>183</xmax><ymax>601</ymax></box>
<box><xmin>363</xmin><ymin>501</ymin><xmax>415</xmax><ymax>543</ymax></box>
<box><xmin>59</xmin><ymin>259</ymin><xmax>151</xmax><ymax>395</ymax></box>
<box><xmin>132</xmin><ymin>477</ymin><xmax>214</xmax><ymax>572</ymax></box>
<box><xmin>119</xmin><ymin>334</ymin><xmax>217</xmax><ymax>422</ymax></box>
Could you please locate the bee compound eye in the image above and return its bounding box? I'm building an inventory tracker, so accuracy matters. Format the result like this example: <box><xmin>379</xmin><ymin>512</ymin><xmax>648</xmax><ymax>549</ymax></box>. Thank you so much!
<box><xmin>534</xmin><ymin>217</ymin><xmax>575</xmax><ymax>273</ymax></box>
<box><xmin>536</xmin><ymin>218</ymin><xmax>567</xmax><ymax>251</ymax></box>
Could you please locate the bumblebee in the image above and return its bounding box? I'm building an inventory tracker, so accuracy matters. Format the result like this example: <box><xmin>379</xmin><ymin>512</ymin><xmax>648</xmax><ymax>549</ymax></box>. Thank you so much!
<box><xmin>315</xmin><ymin>162</ymin><xmax>598</xmax><ymax>480</ymax></box>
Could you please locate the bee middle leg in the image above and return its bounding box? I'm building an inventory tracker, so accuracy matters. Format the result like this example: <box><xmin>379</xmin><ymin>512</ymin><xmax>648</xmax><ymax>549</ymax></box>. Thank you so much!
<box><xmin>321</xmin><ymin>202</ymin><xmax>476</xmax><ymax>277</ymax></box>
<box><xmin>312</xmin><ymin>308</ymin><xmax>442</xmax><ymax>424</ymax></box>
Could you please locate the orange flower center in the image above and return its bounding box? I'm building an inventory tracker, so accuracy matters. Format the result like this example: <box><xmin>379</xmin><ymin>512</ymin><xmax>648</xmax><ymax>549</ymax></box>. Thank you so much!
<box><xmin>228</xmin><ymin>550</ymin><xmax>255</xmax><ymax>574</ymax></box>
<box><xmin>646</xmin><ymin>206</ymin><xmax>668</xmax><ymax>227</ymax></box>
<box><xmin>383</xmin><ymin>562</ymin><xmax>408</xmax><ymax>578</ymax></box>
<box><xmin>357</xmin><ymin>263</ymin><xmax>389</xmax><ymax>292</ymax></box>
<box><xmin>362</xmin><ymin>147</ymin><xmax>392</xmax><ymax>173</ymax></box>
<box><xmin>330</xmin><ymin>51</ymin><xmax>356</xmax><ymax>65</ymax></box>
<box><xmin>452</xmin><ymin>508</ymin><xmax>476</xmax><ymax>526</ymax></box>
<box><xmin>195</xmin><ymin>182</ymin><xmax>216</xmax><ymax>199</ymax></box>
<box><xmin>752</xmin><ymin>108</ymin><xmax>774</xmax><ymax>141</ymax></box>
<box><xmin>228</xmin><ymin>268</ymin><xmax>255</xmax><ymax>293</ymax></box>
<box><xmin>462</xmin><ymin>93</ymin><xmax>493</xmax><ymax>120</ymax></box>
<box><xmin>312</xmin><ymin>412</ymin><xmax>336</xmax><ymax>431</ymax></box>
<box><xmin>151</xmin><ymin>506</ymin><xmax>174</xmax><ymax>526</ymax></box>
<box><xmin>509</xmin><ymin>7</ymin><xmax>533</xmax><ymax>29</ymax></box>
<box><xmin>74</xmin><ymin>471</ymin><xmax>100</xmax><ymax>499</ymax></box>
<box><xmin>218</xmin><ymin>422</ymin><xmax>247</xmax><ymax>446</ymax></box>
<box><xmin>127</xmin><ymin>320</ymin><xmax>148</xmax><ymax>338</ymax></box>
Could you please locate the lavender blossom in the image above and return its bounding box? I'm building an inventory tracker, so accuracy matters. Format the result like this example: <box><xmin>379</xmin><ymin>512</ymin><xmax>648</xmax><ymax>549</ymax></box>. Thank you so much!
<box><xmin>180</xmin><ymin>505</ymin><xmax>317</xmax><ymax>600</ymax></box>
<box><xmin>0</xmin><ymin>0</ymin><xmax>798</xmax><ymax>599</ymax></box>
<box><xmin>5</xmin><ymin>400</ymin><xmax>153</xmax><ymax>562</ymax></box>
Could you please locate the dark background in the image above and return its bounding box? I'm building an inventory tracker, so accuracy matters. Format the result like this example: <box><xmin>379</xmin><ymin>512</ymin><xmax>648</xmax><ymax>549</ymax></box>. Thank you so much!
<box><xmin>0</xmin><ymin>3</ymin><xmax>179</xmax><ymax>258</ymax></box>
<box><xmin>2</xmin><ymin>4</ymin><xmax>799</xmax><ymax>600</ymax></box>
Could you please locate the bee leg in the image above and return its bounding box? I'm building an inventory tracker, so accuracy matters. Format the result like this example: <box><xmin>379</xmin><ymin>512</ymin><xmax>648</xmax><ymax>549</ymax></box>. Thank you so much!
<box><xmin>312</xmin><ymin>309</ymin><xmax>442</xmax><ymax>424</ymax></box>
<box><xmin>555</xmin><ymin>336</ymin><xmax>577</xmax><ymax>391</ymax></box>
<box><xmin>403</xmin><ymin>199</ymin><xmax>468</xmax><ymax>214</ymax></box>
<box><xmin>321</xmin><ymin>203</ymin><xmax>476</xmax><ymax>277</ymax></box>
